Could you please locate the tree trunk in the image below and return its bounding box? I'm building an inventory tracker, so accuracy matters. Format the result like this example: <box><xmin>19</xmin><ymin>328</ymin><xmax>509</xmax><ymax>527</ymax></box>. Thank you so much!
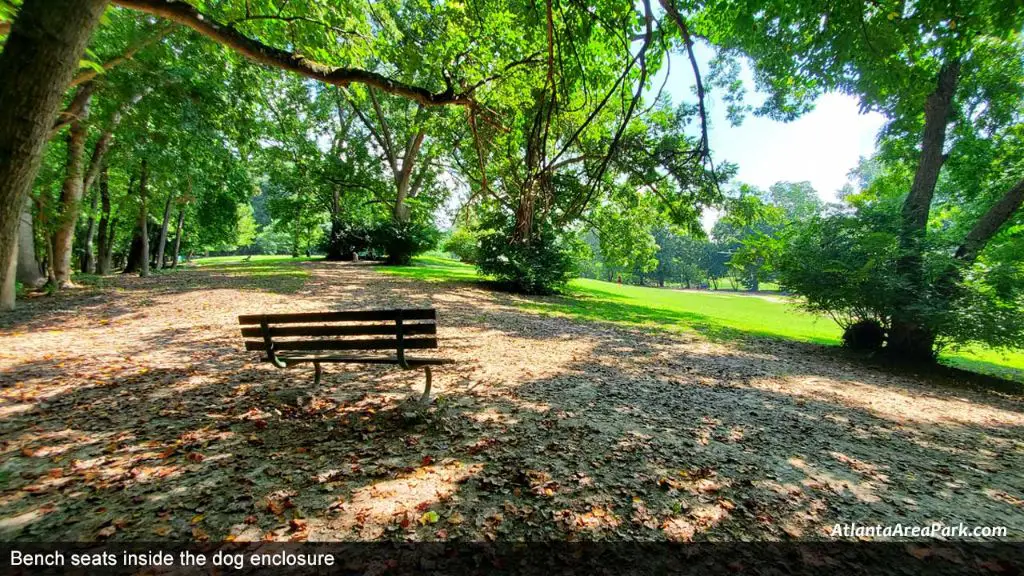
<box><xmin>887</xmin><ymin>322</ymin><xmax>937</xmax><ymax>361</ymax></box>
<box><xmin>123</xmin><ymin>232</ymin><xmax>143</xmax><ymax>274</ymax></box>
<box><xmin>2</xmin><ymin>241</ymin><xmax>15</xmax><ymax>310</ymax></box>
<box><xmin>17</xmin><ymin>195</ymin><xmax>45</xmax><ymax>288</ymax></box>
<box><xmin>155</xmin><ymin>191</ymin><xmax>173</xmax><ymax>269</ymax></box>
<box><xmin>889</xmin><ymin>61</ymin><xmax>961</xmax><ymax>361</ymax></box>
<box><xmin>80</xmin><ymin>188</ymin><xmax>98</xmax><ymax>273</ymax></box>
<box><xmin>0</xmin><ymin>0</ymin><xmax>109</xmax><ymax>310</ymax></box>
<box><xmin>45</xmin><ymin>235</ymin><xmax>57</xmax><ymax>285</ymax></box>
<box><xmin>50</xmin><ymin>84</ymin><xmax>95</xmax><ymax>284</ymax></box>
<box><xmin>104</xmin><ymin>214</ymin><xmax>119</xmax><ymax>271</ymax></box>
<box><xmin>393</xmin><ymin>129</ymin><xmax>426</xmax><ymax>223</ymax></box>
<box><xmin>137</xmin><ymin>159</ymin><xmax>150</xmax><ymax>277</ymax></box>
<box><xmin>326</xmin><ymin>185</ymin><xmax>348</xmax><ymax>261</ymax></box>
<box><xmin>96</xmin><ymin>166</ymin><xmax>113</xmax><ymax>275</ymax></box>
<box><xmin>291</xmin><ymin>203</ymin><xmax>303</xmax><ymax>258</ymax></box>
<box><xmin>170</xmin><ymin>206</ymin><xmax>185</xmax><ymax>268</ymax></box>
<box><xmin>50</xmin><ymin>84</ymin><xmax>94</xmax><ymax>288</ymax></box>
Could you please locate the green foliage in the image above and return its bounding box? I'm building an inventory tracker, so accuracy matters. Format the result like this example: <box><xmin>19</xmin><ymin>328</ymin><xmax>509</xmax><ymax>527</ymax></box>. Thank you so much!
<box><xmin>843</xmin><ymin>319</ymin><xmax>887</xmax><ymax>351</ymax></box>
<box><xmin>590</xmin><ymin>197</ymin><xmax>661</xmax><ymax>279</ymax></box>
<box><xmin>253</xmin><ymin>222</ymin><xmax>293</xmax><ymax>255</ymax></box>
<box><xmin>767</xmin><ymin>181</ymin><xmax>823</xmax><ymax>221</ymax></box>
<box><xmin>713</xmin><ymin>188</ymin><xmax>788</xmax><ymax>290</ymax></box>
<box><xmin>777</xmin><ymin>211</ymin><xmax>902</xmax><ymax>330</ymax></box>
<box><xmin>325</xmin><ymin>219</ymin><xmax>374</xmax><ymax>261</ymax></box>
<box><xmin>234</xmin><ymin>203</ymin><xmax>258</xmax><ymax>250</ymax></box>
<box><xmin>779</xmin><ymin>199</ymin><xmax>1024</xmax><ymax>353</ymax></box>
<box><xmin>442</xmin><ymin>226</ymin><xmax>480</xmax><ymax>264</ymax></box>
<box><xmin>371</xmin><ymin>220</ymin><xmax>439</xmax><ymax>265</ymax></box>
<box><xmin>476</xmin><ymin>217</ymin><xmax>580</xmax><ymax>295</ymax></box>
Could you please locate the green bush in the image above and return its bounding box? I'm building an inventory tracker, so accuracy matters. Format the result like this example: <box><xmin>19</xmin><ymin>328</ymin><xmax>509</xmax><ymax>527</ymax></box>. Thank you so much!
<box><xmin>777</xmin><ymin>213</ymin><xmax>903</xmax><ymax>332</ymax></box>
<box><xmin>843</xmin><ymin>319</ymin><xmax>886</xmax><ymax>351</ymax></box>
<box><xmin>325</xmin><ymin>220</ymin><xmax>373</xmax><ymax>261</ymax></box>
<box><xmin>442</xmin><ymin>227</ymin><xmax>480</xmax><ymax>263</ymax></box>
<box><xmin>778</xmin><ymin>209</ymin><xmax>1024</xmax><ymax>354</ymax></box>
<box><xmin>372</xmin><ymin>220</ymin><xmax>439</xmax><ymax>265</ymax></box>
<box><xmin>476</xmin><ymin>218</ymin><xmax>579</xmax><ymax>294</ymax></box>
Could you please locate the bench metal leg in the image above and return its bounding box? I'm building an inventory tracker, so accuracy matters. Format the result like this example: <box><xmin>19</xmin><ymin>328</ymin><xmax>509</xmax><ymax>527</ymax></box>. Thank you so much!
<box><xmin>419</xmin><ymin>366</ymin><xmax>432</xmax><ymax>405</ymax></box>
<box><xmin>313</xmin><ymin>362</ymin><xmax>322</xmax><ymax>387</ymax></box>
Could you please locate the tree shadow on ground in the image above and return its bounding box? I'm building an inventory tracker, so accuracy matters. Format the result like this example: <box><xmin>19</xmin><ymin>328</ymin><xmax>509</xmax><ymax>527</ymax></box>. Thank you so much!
<box><xmin>0</xmin><ymin>260</ymin><xmax>1021</xmax><ymax>552</ymax></box>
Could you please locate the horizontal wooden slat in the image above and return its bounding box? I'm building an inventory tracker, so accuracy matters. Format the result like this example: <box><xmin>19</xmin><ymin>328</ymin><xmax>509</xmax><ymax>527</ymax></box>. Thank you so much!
<box><xmin>240</xmin><ymin>323</ymin><xmax>436</xmax><ymax>338</ymax></box>
<box><xmin>238</xmin><ymin>309</ymin><xmax>435</xmax><ymax>325</ymax></box>
<box><xmin>244</xmin><ymin>337</ymin><xmax>437</xmax><ymax>352</ymax></box>
<box><xmin>266</xmin><ymin>355</ymin><xmax>454</xmax><ymax>366</ymax></box>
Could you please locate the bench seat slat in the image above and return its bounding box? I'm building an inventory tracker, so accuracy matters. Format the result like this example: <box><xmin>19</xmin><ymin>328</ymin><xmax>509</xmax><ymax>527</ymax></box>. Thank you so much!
<box><xmin>239</xmin><ymin>323</ymin><xmax>436</xmax><ymax>338</ymax></box>
<box><xmin>238</xmin><ymin>309</ymin><xmax>435</xmax><ymax>325</ymax></box>
<box><xmin>267</xmin><ymin>355</ymin><xmax>454</xmax><ymax>366</ymax></box>
<box><xmin>244</xmin><ymin>337</ymin><xmax>437</xmax><ymax>352</ymax></box>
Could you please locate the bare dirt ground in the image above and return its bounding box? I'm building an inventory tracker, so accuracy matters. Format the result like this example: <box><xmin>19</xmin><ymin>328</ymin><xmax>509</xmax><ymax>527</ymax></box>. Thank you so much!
<box><xmin>1</xmin><ymin>260</ymin><xmax>1022</xmax><ymax>543</ymax></box>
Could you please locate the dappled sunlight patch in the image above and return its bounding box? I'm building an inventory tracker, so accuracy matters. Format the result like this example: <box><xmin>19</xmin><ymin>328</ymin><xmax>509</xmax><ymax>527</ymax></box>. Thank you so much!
<box><xmin>467</xmin><ymin>407</ymin><xmax>519</xmax><ymax>425</ymax></box>
<box><xmin>982</xmin><ymin>488</ymin><xmax>1023</xmax><ymax>509</ymax></box>
<box><xmin>327</xmin><ymin>460</ymin><xmax>482</xmax><ymax>539</ymax></box>
<box><xmin>0</xmin><ymin>507</ymin><xmax>54</xmax><ymax>534</ymax></box>
<box><xmin>829</xmin><ymin>451</ymin><xmax>890</xmax><ymax>484</ymax></box>
<box><xmin>8</xmin><ymin>428</ymin><xmax>112</xmax><ymax>460</ymax></box>
<box><xmin>554</xmin><ymin>504</ymin><xmax>622</xmax><ymax>534</ymax></box>
<box><xmin>746</xmin><ymin>374</ymin><xmax>1024</xmax><ymax>427</ymax></box>
<box><xmin>789</xmin><ymin>457</ymin><xmax>882</xmax><ymax>504</ymax></box>
<box><xmin>1</xmin><ymin>380</ymin><xmax>80</xmax><ymax>404</ymax></box>
<box><xmin>0</xmin><ymin>403</ymin><xmax>35</xmax><ymax>418</ymax></box>
<box><xmin>660</xmin><ymin>501</ymin><xmax>732</xmax><ymax>542</ymax></box>
<box><xmin>148</xmin><ymin>373</ymin><xmax>220</xmax><ymax>399</ymax></box>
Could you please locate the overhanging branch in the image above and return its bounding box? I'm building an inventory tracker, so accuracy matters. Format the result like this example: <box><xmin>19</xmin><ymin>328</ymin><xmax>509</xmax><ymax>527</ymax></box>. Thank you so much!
<box><xmin>112</xmin><ymin>0</ymin><xmax>476</xmax><ymax>107</ymax></box>
<box><xmin>69</xmin><ymin>23</ymin><xmax>175</xmax><ymax>88</ymax></box>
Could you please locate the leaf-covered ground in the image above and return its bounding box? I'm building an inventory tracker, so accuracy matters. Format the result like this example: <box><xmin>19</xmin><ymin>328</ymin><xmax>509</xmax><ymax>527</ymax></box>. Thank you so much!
<box><xmin>1</xmin><ymin>260</ymin><xmax>1022</xmax><ymax>542</ymax></box>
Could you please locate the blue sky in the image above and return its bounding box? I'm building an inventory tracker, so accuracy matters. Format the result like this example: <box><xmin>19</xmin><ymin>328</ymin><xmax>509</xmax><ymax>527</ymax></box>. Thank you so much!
<box><xmin>660</xmin><ymin>44</ymin><xmax>887</xmax><ymax>203</ymax></box>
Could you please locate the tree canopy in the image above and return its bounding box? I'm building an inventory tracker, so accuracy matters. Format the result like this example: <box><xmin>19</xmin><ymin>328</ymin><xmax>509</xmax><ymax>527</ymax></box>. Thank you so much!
<box><xmin>0</xmin><ymin>0</ymin><xmax>1020</xmax><ymax>363</ymax></box>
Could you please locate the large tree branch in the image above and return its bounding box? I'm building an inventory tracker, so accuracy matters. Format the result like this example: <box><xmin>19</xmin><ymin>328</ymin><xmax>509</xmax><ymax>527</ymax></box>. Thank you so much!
<box><xmin>82</xmin><ymin>89</ymin><xmax>150</xmax><ymax>191</ymax></box>
<box><xmin>659</xmin><ymin>0</ymin><xmax>709</xmax><ymax>158</ymax></box>
<box><xmin>564</xmin><ymin>0</ymin><xmax>654</xmax><ymax>222</ymax></box>
<box><xmin>69</xmin><ymin>23</ymin><xmax>174</xmax><ymax>88</ymax></box>
<box><xmin>407</xmin><ymin>144</ymin><xmax>436</xmax><ymax>199</ymax></box>
<box><xmin>113</xmin><ymin>0</ymin><xmax>475</xmax><ymax>107</ymax></box>
<box><xmin>51</xmin><ymin>83</ymin><xmax>96</xmax><ymax>136</ymax></box>
<box><xmin>954</xmin><ymin>177</ymin><xmax>1024</xmax><ymax>264</ymax></box>
<box><xmin>343</xmin><ymin>91</ymin><xmax>397</xmax><ymax>174</ymax></box>
<box><xmin>368</xmin><ymin>89</ymin><xmax>399</xmax><ymax>173</ymax></box>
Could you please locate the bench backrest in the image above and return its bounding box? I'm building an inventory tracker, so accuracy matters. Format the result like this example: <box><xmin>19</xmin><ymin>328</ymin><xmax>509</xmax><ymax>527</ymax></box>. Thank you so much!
<box><xmin>238</xmin><ymin>309</ymin><xmax>438</xmax><ymax>356</ymax></box>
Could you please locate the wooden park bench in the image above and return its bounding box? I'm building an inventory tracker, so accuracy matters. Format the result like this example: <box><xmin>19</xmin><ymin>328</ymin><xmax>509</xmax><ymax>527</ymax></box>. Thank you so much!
<box><xmin>238</xmin><ymin>309</ymin><xmax>452</xmax><ymax>403</ymax></box>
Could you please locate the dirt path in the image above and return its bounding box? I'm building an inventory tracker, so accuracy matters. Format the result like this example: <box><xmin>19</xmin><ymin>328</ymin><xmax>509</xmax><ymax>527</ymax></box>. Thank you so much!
<box><xmin>1</xmin><ymin>261</ymin><xmax>1022</xmax><ymax>542</ymax></box>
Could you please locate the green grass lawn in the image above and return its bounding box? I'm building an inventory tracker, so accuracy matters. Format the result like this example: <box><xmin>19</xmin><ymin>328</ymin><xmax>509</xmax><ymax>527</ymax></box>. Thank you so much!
<box><xmin>188</xmin><ymin>254</ymin><xmax>314</xmax><ymax>293</ymax></box>
<box><xmin>379</xmin><ymin>255</ymin><xmax>1024</xmax><ymax>382</ymax></box>
<box><xmin>192</xmin><ymin>254</ymin><xmax>317</xmax><ymax>267</ymax></box>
